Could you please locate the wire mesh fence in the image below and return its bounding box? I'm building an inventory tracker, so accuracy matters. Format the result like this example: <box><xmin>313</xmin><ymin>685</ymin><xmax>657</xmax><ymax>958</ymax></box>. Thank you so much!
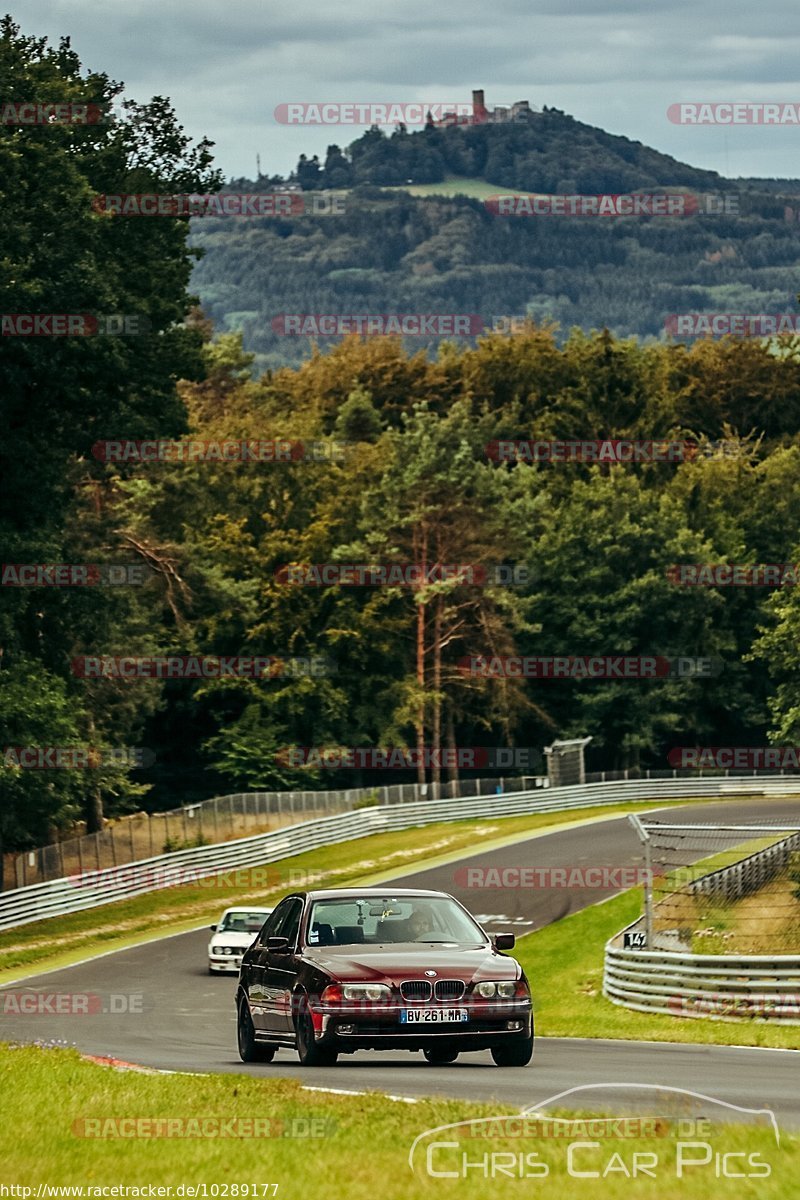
<box><xmin>632</xmin><ymin>818</ymin><xmax>800</xmax><ymax>954</ymax></box>
<box><xmin>10</xmin><ymin>766</ymin><xmax>800</xmax><ymax>892</ymax></box>
<box><xmin>6</xmin><ymin>774</ymin><xmax>546</xmax><ymax>889</ymax></box>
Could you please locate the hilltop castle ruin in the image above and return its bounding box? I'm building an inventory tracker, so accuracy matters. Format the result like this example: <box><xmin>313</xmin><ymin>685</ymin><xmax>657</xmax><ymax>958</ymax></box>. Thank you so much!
<box><xmin>432</xmin><ymin>89</ymin><xmax>539</xmax><ymax>128</ymax></box>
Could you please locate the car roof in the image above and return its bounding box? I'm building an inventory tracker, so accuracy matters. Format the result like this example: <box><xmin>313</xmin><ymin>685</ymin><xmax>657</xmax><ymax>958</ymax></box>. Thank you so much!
<box><xmin>221</xmin><ymin>906</ymin><xmax>273</xmax><ymax>914</ymax></box>
<box><xmin>304</xmin><ymin>888</ymin><xmax>453</xmax><ymax>901</ymax></box>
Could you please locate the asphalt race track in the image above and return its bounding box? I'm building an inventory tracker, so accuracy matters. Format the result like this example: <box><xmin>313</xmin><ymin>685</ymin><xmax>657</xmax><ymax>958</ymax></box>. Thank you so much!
<box><xmin>2</xmin><ymin>798</ymin><xmax>799</xmax><ymax>1125</ymax></box>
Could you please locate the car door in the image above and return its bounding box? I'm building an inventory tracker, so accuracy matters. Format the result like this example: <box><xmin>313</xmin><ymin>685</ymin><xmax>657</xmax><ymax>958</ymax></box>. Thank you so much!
<box><xmin>265</xmin><ymin>896</ymin><xmax>304</xmax><ymax>1034</ymax></box>
<box><xmin>247</xmin><ymin>900</ymin><xmax>290</xmax><ymax>1033</ymax></box>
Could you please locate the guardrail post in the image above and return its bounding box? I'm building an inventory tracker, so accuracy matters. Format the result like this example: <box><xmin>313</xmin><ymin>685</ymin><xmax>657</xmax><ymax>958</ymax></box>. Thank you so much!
<box><xmin>628</xmin><ymin>814</ymin><xmax>654</xmax><ymax>947</ymax></box>
<box><xmin>642</xmin><ymin>834</ymin><xmax>654</xmax><ymax>947</ymax></box>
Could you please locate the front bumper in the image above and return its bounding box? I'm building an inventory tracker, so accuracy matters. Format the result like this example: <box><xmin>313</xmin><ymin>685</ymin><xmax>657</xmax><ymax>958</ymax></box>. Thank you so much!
<box><xmin>209</xmin><ymin>954</ymin><xmax>243</xmax><ymax>973</ymax></box>
<box><xmin>312</xmin><ymin>1000</ymin><xmax>533</xmax><ymax>1051</ymax></box>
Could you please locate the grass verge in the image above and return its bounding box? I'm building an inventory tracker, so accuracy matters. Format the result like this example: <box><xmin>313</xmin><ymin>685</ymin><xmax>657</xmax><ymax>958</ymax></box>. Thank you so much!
<box><xmin>0</xmin><ymin>801</ymin><xmax>671</xmax><ymax>980</ymax></box>
<box><xmin>0</xmin><ymin>1043</ymin><xmax>795</xmax><ymax>1196</ymax></box>
<box><xmin>514</xmin><ymin>889</ymin><xmax>800</xmax><ymax>1049</ymax></box>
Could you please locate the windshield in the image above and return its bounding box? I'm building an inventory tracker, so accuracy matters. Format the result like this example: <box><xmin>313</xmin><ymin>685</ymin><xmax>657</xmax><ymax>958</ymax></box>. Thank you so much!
<box><xmin>306</xmin><ymin>896</ymin><xmax>486</xmax><ymax>947</ymax></box>
<box><xmin>218</xmin><ymin>910</ymin><xmax>270</xmax><ymax>933</ymax></box>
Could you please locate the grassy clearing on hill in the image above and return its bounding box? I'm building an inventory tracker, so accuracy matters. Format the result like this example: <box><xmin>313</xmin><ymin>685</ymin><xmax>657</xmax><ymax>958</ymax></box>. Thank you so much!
<box><xmin>380</xmin><ymin>175</ymin><xmax>507</xmax><ymax>199</ymax></box>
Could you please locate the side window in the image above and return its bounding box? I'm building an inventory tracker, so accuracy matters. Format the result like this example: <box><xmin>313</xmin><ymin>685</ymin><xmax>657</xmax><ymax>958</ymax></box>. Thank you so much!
<box><xmin>258</xmin><ymin>901</ymin><xmax>289</xmax><ymax>943</ymax></box>
<box><xmin>276</xmin><ymin>899</ymin><xmax>303</xmax><ymax>949</ymax></box>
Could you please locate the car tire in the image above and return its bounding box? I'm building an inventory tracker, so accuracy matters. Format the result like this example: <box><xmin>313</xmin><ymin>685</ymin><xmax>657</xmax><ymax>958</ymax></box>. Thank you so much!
<box><xmin>423</xmin><ymin>1046</ymin><xmax>459</xmax><ymax>1064</ymax></box>
<box><xmin>295</xmin><ymin>999</ymin><xmax>338</xmax><ymax>1067</ymax></box>
<box><xmin>490</xmin><ymin>1030</ymin><xmax>534</xmax><ymax>1067</ymax></box>
<box><xmin>237</xmin><ymin>997</ymin><xmax>276</xmax><ymax>1063</ymax></box>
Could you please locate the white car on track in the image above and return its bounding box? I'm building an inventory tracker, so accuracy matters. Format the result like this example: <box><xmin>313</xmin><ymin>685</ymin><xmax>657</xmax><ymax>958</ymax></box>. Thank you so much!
<box><xmin>208</xmin><ymin>907</ymin><xmax>273</xmax><ymax>974</ymax></box>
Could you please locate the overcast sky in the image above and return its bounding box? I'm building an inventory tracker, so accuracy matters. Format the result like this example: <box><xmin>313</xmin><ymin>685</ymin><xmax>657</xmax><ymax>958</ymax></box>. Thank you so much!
<box><xmin>16</xmin><ymin>1</ymin><xmax>800</xmax><ymax>181</ymax></box>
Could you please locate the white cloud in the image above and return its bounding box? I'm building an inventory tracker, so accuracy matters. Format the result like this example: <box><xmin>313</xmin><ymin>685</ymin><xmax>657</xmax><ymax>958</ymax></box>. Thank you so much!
<box><xmin>14</xmin><ymin>0</ymin><xmax>800</xmax><ymax>179</ymax></box>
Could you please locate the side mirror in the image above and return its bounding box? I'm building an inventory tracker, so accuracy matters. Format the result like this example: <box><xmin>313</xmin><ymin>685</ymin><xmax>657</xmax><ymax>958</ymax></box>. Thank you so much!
<box><xmin>209</xmin><ymin>924</ymin><xmax>217</xmax><ymax>931</ymax></box>
<box><xmin>267</xmin><ymin>936</ymin><xmax>292</xmax><ymax>954</ymax></box>
<box><xmin>494</xmin><ymin>933</ymin><xmax>515</xmax><ymax>950</ymax></box>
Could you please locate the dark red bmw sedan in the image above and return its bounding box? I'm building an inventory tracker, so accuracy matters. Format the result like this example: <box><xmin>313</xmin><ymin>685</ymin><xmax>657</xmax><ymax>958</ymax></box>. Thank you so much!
<box><xmin>236</xmin><ymin>888</ymin><xmax>533</xmax><ymax>1067</ymax></box>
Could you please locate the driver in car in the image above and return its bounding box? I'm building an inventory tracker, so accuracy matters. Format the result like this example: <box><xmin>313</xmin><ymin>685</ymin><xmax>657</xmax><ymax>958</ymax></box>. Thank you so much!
<box><xmin>407</xmin><ymin>905</ymin><xmax>435</xmax><ymax>940</ymax></box>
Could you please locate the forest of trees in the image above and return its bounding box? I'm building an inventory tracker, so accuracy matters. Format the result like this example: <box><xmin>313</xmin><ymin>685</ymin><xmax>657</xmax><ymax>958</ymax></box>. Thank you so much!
<box><xmin>191</xmin><ymin>182</ymin><xmax>800</xmax><ymax>370</ymax></box>
<box><xmin>197</xmin><ymin>113</ymin><xmax>800</xmax><ymax>370</ymax></box>
<box><xmin>6</xmin><ymin>20</ymin><xmax>800</xmax><ymax>865</ymax></box>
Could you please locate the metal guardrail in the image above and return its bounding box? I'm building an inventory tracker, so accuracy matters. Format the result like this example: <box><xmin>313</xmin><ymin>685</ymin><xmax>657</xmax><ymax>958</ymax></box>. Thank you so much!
<box><xmin>604</xmin><ymin>942</ymin><xmax>800</xmax><ymax>1023</ymax></box>
<box><xmin>689</xmin><ymin>830</ymin><xmax>800</xmax><ymax>902</ymax></box>
<box><xmin>604</xmin><ymin>825</ymin><xmax>800</xmax><ymax>1023</ymax></box>
<box><xmin>3</xmin><ymin>773</ymin><xmax>800</xmax><ymax>933</ymax></box>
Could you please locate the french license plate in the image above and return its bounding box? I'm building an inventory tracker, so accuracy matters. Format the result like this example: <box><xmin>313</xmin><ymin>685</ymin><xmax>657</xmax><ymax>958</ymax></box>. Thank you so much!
<box><xmin>400</xmin><ymin>1009</ymin><xmax>468</xmax><ymax>1024</ymax></box>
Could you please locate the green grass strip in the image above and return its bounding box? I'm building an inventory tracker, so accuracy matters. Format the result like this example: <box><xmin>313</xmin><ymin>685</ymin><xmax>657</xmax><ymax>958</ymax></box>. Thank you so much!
<box><xmin>0</xmin><ymin>1043</ymin><xmax>796</xmax><ymax>1195</ymax></box>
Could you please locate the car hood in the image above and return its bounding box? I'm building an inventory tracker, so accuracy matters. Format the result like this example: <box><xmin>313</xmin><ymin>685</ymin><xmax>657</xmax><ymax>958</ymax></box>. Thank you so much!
<box><xmin>303</xmin><ymin>943</ymin><xmax>519</xmax><ymax>982</ymax></box>
<box><xmin>209</xmin><ymin>932</ymin><xmax>258</xmax><ymax>949</ymax></box>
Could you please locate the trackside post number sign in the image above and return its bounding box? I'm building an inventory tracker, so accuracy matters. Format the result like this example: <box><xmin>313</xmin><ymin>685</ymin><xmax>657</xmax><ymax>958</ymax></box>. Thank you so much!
<box><xmin>624</xmin><ymin>930</ymin><xmax>647</xmax><ymax>948</ymax></box>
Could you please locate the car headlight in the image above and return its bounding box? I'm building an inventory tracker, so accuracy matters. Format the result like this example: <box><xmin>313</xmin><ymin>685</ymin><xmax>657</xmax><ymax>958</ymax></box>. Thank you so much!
<box><xmin>342</xmin><ymin>983</ymin><xmax>392</xmax><ymax>1001</ymax></box>
<box><xmin>475</xmin><ymin>980</ymin><xmax>518</xmax><ymax>998</ymax></box>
